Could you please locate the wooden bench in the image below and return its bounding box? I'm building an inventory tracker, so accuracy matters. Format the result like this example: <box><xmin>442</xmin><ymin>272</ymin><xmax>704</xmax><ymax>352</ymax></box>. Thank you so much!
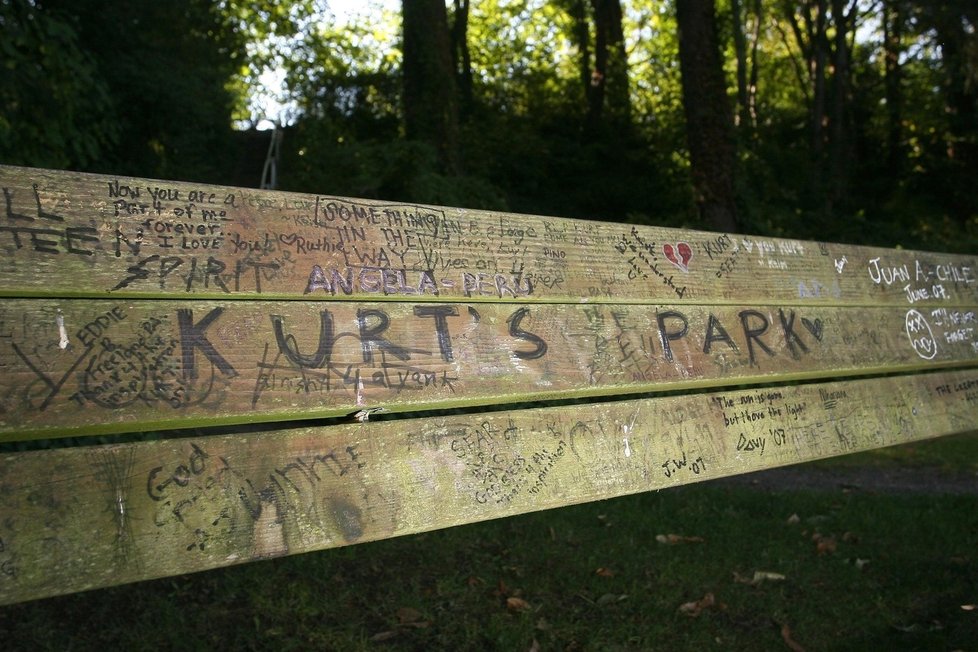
<box><xmin>1</xmin><ymin>164</ymin><xmax>976</xmax><ymax>605</ymax></box>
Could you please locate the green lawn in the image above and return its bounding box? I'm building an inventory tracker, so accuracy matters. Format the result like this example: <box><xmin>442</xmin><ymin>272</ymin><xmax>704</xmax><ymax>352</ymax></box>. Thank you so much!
<box><xmin>2</xmin><ymin>434</ymin><xmax>976</xmax><ymax>651</ymax></box>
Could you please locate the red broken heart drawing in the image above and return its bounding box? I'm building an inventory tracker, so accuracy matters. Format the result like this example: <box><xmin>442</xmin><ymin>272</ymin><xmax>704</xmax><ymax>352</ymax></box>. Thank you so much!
<box><xmin>663</xmin><ymin>242</ymin><xmax>693</xmax><ymax>272</ymax></box>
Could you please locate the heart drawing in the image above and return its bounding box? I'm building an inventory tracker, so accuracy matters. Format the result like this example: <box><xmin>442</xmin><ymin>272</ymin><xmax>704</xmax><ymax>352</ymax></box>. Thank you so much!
<box><xmin>663</xmin><ymin>242</ymin><xmax>693</xmax><ymax>273</ymax></box>
<box><xmin>801</xmin><ymin>317</ymin><xmax>824</xmax><ymax>341</ymax></box>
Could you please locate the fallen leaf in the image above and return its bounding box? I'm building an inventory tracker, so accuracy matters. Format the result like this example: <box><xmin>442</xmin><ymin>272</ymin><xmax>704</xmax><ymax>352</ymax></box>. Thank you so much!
<box><xmin>595</xmin><ymin>567</ymin><xmax>616</xmax><ymax>577</ymax></box>
<box><xmin>752</xmin><ymin>571</ymin><xmax>786</xmax><ymax>584</ymax></box>
<box><xmin>816</xmin><ymin>536</ymin><xmax>837</xmax><ymax>555</ymax></box>
<box><xmin>507</xmin><ymin>596</ymin><xmax>532</xmax><ymax>613</ymax></box>
<box><xmin>781</xmin><ymin>623</ymin><xmax>806</xmax><ymax>652</ymax></box>
<box><xmin>597</xmin><ymin>593</ymin><xmax>629</xmax><ymax>605</ymax></box>
<box><xmin>812</xmin><ymin>532</ymin><xmax>837</xmax><ymax>554</ymax></box>
<box><xmin>397</xmin><ymin>607</ymin><xmax>423</xmax><ymax>624</ymax></box>
<box><xmin>961</xmin><ymin>604</ymin><xmax>977</xmax><ymax>611</ymax></box>
<box><xmin>787</xmin><ymin>513</ymin><xmax>801</xmax><ymax>524</ymax></box>
<box><xmin>394</xmin><ymin>606</ymin><xmax>431</xmax><ymax>629</ymax></box>
<box><xmin>733</xmin><ymin>570</ymin><xmax>786</xmax><ymax>585</ymax></box>
<box><xmin>678</xmin><ymin>592</ymin><xmax>715</xmax><ymax>617</ymax></box>
<box><xmin>528</xmin><ymin>638</ymin><xmax>541</xmax><ymax>652</ymax></box>
<box><xmin>854</xmin><ymin>558</ymin><xmax>870</xmax><ymax>571</ymax></box>
<box><xmin>891</xmin><ymin>623</ymin><xmax>920</xmax><ymax>633</ymax></box>
<box><xmin>370</xmin><ymin>631</ymin><xmax>399</xmax><ymax>643</ymax></box>
<box><xmin>656</xmin><ymin>533</ymin><xmax>705</xmax><ymax>545</ymax></box>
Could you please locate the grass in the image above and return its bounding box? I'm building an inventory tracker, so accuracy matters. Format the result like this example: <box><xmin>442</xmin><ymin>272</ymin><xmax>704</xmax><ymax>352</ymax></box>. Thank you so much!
<box><xmin>811</xmin><ymin>429</ymin><xmax>978</xmax><ymax>474</ymax></box>
<box><xmin>1</xmin><ymin>434</ymin><xmax>976</xmax><ymax>651</ymax></box>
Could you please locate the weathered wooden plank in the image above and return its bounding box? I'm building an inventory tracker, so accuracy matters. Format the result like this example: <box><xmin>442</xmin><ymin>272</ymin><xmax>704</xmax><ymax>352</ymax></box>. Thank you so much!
<box><xmin>1</xmin><ymin>368</ymin><xmax>975</xmax><ymax>605</ymax></box>
<box><xmin>1</xmin><ymin>165</ymin><xmax>976</xmax><ymax>306</ymax></box>
<box><xmin>1</xmin><ymin>298</ymin><xmax>976</xmax><ymax>439</ymax></box>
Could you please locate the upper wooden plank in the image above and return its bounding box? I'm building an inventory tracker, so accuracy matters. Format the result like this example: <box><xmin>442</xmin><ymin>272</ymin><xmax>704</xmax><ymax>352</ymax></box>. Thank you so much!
<box><xmin>1</xmin><ymin>165</ymin><xmax>976</xmax><ymax>306</ymax></box>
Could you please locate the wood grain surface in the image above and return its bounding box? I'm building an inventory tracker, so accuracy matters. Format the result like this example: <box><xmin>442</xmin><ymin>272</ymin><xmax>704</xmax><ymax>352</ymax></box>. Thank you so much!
<box><xmin>1</xmin><ymin>165</ymin><xmax>976</xmax><ymax>605</ymax></box>
<box><xmin>1</xmin><ymin>298</ymin><xmax>975</xmax><ymax>439</ymax></box>
<box><xmin>1</xmin><ymin>165</ymin><xmax>976</xmax><ymax>306</ymax></box>
<box><xmin>1</xmin><ymin>368</ymin><xmax>975</xmax><ymax>604</ymax></box>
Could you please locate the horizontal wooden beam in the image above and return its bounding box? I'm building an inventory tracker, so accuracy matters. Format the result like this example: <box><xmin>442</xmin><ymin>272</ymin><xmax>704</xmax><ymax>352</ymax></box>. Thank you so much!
<box><xmin>1</xmin><ymin>299</ymin><xmax>976</xmax><ymax>439</ymax></box>
<box><xmin>1</xmin><ymin>368</ymin><xmax>976</xmax><ymax>605</ymax></box>
<box><xmin>2</xmin><ymin>165</ymin><xmax>976</xmax><ymax>306</ymax></box>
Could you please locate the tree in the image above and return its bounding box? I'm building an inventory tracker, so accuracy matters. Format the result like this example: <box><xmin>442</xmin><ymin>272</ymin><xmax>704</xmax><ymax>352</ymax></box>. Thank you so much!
<box><xmin>779</xmin><ymin>0</ymin><xmax>860</xmax><ymax>213</ymax></box>
<box><xmin>826</xmin><ymin>0</ymin><xmax>855</xmax><ymax>207</ymax></box>
<box><xmin>559</xmin><ymin>0</ymin><xmax>630</xmax><ymax>133</ymax></box>
<box><xmin>7</xmin><ymin>0</ymin><xmax>248</xmax><ymax>182</ymax></box>
<box><xmin>882</xmin><ymin>0</ymin><xmax>906</xmax><ymax>175</ymax></box>
<box><xmin>730</xmin><ymin>0</ymin><xmax>763</xmax><ymax>131</ymax></box>
<box><xmin>449</xmin><ymin>0</ymin><xmax>474</xmax><ymax>115</ymax></box>
<box><xmin>0</xmin><ymin>0</ymin><xmax>117</xmax><ymax>169</ymax></box>
<box><xmin>731</xmin><ymin>0</ymin><xmax>750</xmax><ymax>129</ymax></box>
<box><xmin>402</xmin><ymin>0</ymin><xmax>460</xmax><ymax>174</ymax></box>
<box><xmin>676</xmin><ymin>0</ymin><xmax>739</xmax><ymax>232</ymax></box>
<box><xmin>588</xmin><ymin>0</ymin><xmax>630</xmax><ymax>131</ymax></box>
<box><xmin>923</xmin><ymin>1</ymin><xmax>978</xmax><ymax>176</ymax></box>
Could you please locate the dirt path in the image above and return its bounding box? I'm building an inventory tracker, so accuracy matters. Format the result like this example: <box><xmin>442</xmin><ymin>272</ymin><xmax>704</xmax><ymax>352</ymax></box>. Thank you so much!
<box><xmin>717</xmin><ymin>464</ymin><xmax>978</xmax><ymax>495</ymax></box>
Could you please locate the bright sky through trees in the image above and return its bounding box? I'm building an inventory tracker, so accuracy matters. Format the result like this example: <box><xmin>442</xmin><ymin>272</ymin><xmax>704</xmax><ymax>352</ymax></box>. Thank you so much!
<box><xmin>4</xmin><ymin>0</ymin><xmax>975</xmax><ymax>253</ymax></box>
<box><xmin>252</xmin><ymin>0</ymin><xmax>398</xmax><ymax>129</ymax></box>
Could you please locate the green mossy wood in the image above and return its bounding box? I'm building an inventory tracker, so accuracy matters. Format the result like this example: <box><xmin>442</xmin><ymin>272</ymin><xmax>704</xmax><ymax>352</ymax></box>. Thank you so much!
<box><xmin>0</xmin><ymin>165</ymin><xmax>976</xmax><ymax>604</ymax></box>
<box><xmin>0</xmin><ymin>165</ymin><xmax>974</xmax><ymax>305</ymax></box>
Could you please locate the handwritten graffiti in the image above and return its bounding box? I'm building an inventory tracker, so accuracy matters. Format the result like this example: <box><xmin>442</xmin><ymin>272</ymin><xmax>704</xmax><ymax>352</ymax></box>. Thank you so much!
<box><xmin>304</xmin><ymin>265</ymin><xmax>532</xmax><ymax>299</ymax></box>
<box><xmin>615</xmin><ymin>227</ymin><xmax>688</xmax><ymax>299</ymax></box>
<box><xmin>906</xmin><ymin>309</ymin><xmax>938</xmax><ymax>360</ymax></box>
<box><xmin>656</xmin><ymin>308</ymin><xmax>824</xmax><ymax>366</ymax></box>
<box><xmin>250</xmin><ymin>304</ymin><xmax>548</xmax><ymax>407</ymax></box>
<box><xmin>1</xmin><ymin>185</ymin><xmax>99</xmax><ymax>256</ymax></box>
<box><xmin>146</xmin><ymin>441</ymin><xmax>368</xmax><ymax>551</ymax></box>
<box><xmin>8</xmin><ymin>305</ymin><xmax>237</xmax><ymax>412</ymax></box>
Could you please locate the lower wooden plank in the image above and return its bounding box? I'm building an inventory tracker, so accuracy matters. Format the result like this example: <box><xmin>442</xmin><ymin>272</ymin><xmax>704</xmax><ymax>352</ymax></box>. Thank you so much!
<box><xmin>1</xmin><ymin>299</ymin><xmax>977</xmax><ymax>439</ymax></box>
<box><xmin>1</xmin><ymin>368</ymin><xmax>977</xmax><ymax>604</ymax></box>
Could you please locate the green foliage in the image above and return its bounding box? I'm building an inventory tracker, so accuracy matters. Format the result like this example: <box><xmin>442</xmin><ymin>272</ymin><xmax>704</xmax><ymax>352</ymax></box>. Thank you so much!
<box><xmin>0</xmin><ymin>0</ymin><xmax>117</xmax><ymax>169</ymax></box>
<box><xmin>1</xmin><ymin>0</ymin><xmax>975</xmax><ymax>249</ymax></box>
<box><xmin>0</xmin><ymin>0</ymin><xmax>247</xmax><ymax>183</ymax></box>
<box><xmin>268</xmin><ymin>0</ymin><xmax>695</xmax><ymax>223</ymax></box>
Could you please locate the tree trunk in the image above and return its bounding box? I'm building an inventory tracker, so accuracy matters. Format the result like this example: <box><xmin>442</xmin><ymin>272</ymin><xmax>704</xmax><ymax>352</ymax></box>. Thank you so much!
<box><xmin>784</xmin><ymin>0</ymin><xmax>836</xmax><ymax>209</ymax></box>
<box><xmin>931</xmin><ymin>6</ymin><xmax>977</xmax><ymax>169</ymax></box>
<box><xmin>731</xmin><ymin>0</ymin><xmax>750</xmax><ymax>129</ymax></box>
<box><xmin>450</xmin><ymin>0</ymin><xmax>473</xmax><ymax>116</ymax></box>
<box><xmin>585</xmin><ymin>0</ymin><xmax>630</xmax><ymax>132</ymax></box>
<box><xmin>676</xmin><ymin>0</ymin><xmax>739</xmax><ymax>232</ymax></box>
<box><xmin>826</xmin><ymin>0</ymin><xmax>854</xmax><ymax>211</ymax></box>
<box><xmin>925</xmin><ymin>2</ymin><xmax>978</xmax><ymax>221</ymax></box>
<box><xmin>747</xmin><ymin>0</ymin><xmax>762</xmax><ymax>127</ymax></box>
<box><xmin>566</xmin><ymin>0</ymin><xmax>592</xmax><ymax>105</ymax></box>
<box><xmin>810</xmin><ymin>1</ymin><xmax>829</xmax><ymax>160</ymax></box>
<box><xmin>402</xmin><ymin>0</ymin><xmax>460</xmax><ymax>174</ymax></box>
<box><xmin>882</xmin><ymin>0</ymin><xmax>904</xmax><ymax>175</ymax></box>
